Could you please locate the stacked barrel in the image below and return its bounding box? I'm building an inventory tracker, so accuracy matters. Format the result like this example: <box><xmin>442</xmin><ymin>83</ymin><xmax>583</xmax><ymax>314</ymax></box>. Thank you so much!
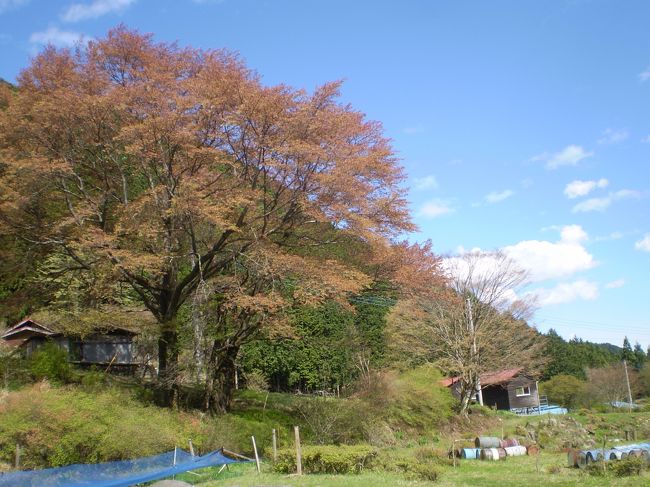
<box><xmin>457</xmin><ymin>437</ymin><xmax>534</xmax><ymax>460</ymax></box>
<box><xmin>568</xmin><ymin>442</ymin><xmax>650</xmax><ymax>468</ymax></box>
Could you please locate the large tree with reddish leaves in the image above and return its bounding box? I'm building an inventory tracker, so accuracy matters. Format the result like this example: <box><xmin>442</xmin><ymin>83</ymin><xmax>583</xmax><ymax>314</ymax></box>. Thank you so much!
<box><xmin>0</xmin><ymin>26</ymin><xmax>442</xmax><ymax>411</ymax></box>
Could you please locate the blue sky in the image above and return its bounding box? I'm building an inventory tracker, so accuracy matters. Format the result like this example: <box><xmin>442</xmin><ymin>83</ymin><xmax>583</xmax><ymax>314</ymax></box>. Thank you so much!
<box><xmin>1</xmin><ymin>0</ymin><xmax>649</xmax><ymax>348</ymax></box>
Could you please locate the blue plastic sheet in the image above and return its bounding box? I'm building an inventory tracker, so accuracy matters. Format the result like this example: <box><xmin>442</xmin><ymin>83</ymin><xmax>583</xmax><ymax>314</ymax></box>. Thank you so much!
<box><xmin>0</xmin><ymin>448</ymin><xmax>244</xmax><ymax>487</ymax></box>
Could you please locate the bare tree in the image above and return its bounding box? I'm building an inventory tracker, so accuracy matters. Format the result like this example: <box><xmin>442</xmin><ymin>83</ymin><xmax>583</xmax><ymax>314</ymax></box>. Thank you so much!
<box><xmin>585</xmin><ymin>364</ymin><xmax>640</xmax><ymax>408</ymax></box>
<box><xmin>387</xmin><ymin>250</ymin><xmax>546</xmax><ymax>416</ymax></box>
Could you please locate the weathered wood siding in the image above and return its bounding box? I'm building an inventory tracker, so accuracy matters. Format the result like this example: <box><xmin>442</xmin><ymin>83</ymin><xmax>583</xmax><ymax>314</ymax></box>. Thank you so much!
<box><xmin>506</xmin><ymin>375</ymin><xmax>538</xmax><ymax>409</ymax></box>
<box><xmin>71</xmin><ymin>334</ymin><xmax>135</xmax><ymax>364</ymax></box>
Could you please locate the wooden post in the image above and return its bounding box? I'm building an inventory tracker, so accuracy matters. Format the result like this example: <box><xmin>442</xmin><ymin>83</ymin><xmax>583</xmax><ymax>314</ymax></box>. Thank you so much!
<box><xmin>15</xmin><ymin>444</ymin><xmax>20</xmax><ymax>468</ymax></box>
<box><xmin>451</xmin><ymin>440</ymin><xmax>456</xmax><ymax>468</ymax></box>
<box><xmin>172</xmin><ymin>445</ymin><xmax>177</xmax><ymax>480</ymax></box>
<box><xmin>251</xmin><ymin>436</ymin><xmax>261</xmax><ymax>474</ymax></box>
<box><xmin>294</xmin><ymin>426</ymin><xmax>302</xmax><ymax>476</ymax></box>
<box><xmin>602</xmin><ymin>437</ymin><xmax>606</xmax><ymax>475</ymax></box>
<box><xmin>272</xmin><ymin>428</ymin><xmax>278</xmax><ymax>462</ymax></box>
<box><xmin>623</xmin><ymin>360</ymin><xmax>633</xmax><ymax>413</ymax></box>
<box><xmin>263</xmin><ymin>392</ymin><xmax>269</xmax><ymax>411</ymax></box>
<box><xmin>188</xmin><ymin>439</ymin><xmax>195</xmax><ymax>456</ymax></box>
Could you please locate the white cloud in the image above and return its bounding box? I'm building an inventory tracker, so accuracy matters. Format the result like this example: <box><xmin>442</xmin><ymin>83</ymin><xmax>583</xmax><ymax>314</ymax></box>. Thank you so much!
<box><xmin>413</xmin><ymin>175</ymin><xmax>438</xmax><ymax>191</ymax></box>
<box><xmin>503</xmin><ymin>225</ymin><xmax>597</xmax><ymax>282</ymax></box>
<box><xmin>446</xmin><ymin>226</ymin><xmax>598</xmax><ymax>307</ymax></box>
<box><xmin>635</xmin><ymin>234</ymin><xmax>650</xmax><ymax>252</ymax></box>
<box><xmin>598</xmin><ymin>128</ymin><xmax>628</xmax><ymax>145</ymax></box>
<box><xmin>0</xmin><ymin>0</ymin><xmax>28</xmax><ymax>14</ymax></box>
<box><xmin>564</xmin><ymin>178</ymin><xmax>609</xmax><ymax>199</ymax></box>
<box><xmin>29</xmin><ymin>27</ymin><xmax>84</xmax><ymax>48</ymax></box>
<box><xmin>572</xmin><ymin>189</ymin><xmax>641</xmax><ymax>213</ymax></box>
<box><xmin>485</xmin><ymin>189</ymin><xmax>514</xmax><ymax>204</ymax></box>
<box><xmin>605</xmin><ymin>279</ymin><xmax>625</xmax><ymax>289</ymax></box>
<box><xmin>572</xmin><ymin>197</ymin><xmax>610</xmax><ymax>213</ymax></box>
<box><xmin>419</xmin><ymin>200</ymin><xmax>453</xmax><ymax>218</ymax></box>
<box><xmin>530</xmin><ymin>280</ymin><xmax>599</xmax><ymax>306</ymax></box>
<box><xmin>534</xmin><ymin>145</ymin><xmax>594</xmax><ymax>170</ymax></box>
<box><xmin>594</xmin><ymin>231</ymin><xmax>624</xmax><ymax>242</ymax></box>
<box><xmin>62</xmin><ymin>0</ymin><xmax>136</xmax><ymax>22</ymax></box>
<box><xmin>559</xmin><ymin>224</ymin><xmax>588</xmax><ymax>244</ymax></box>
<box><xmin>639</xmin><ymin>67</ymin><xmax>650</xmax><ymax>82</ymax></box>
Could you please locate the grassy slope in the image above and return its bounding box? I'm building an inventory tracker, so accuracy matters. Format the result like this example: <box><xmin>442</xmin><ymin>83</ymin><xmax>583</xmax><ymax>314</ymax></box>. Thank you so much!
<box><xmin>2</xmin><ymin>384</ymin><xmax>650</xmax><ymax>486</ymax></box>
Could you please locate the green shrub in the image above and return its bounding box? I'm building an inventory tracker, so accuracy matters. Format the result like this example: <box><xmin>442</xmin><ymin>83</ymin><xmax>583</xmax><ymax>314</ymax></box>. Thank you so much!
<box><xmin>79</xmin><ymin>368</ymin><xmax>107</xmax><ymax>389</ymax></box>
<box><xmin>244</xmin><ymin>369</ymin><xmax>269</xmax><ymax>392</ymax></box>
<box><xmin>584</xmin><ymin>462</ymin><xmax>607</xmax><ymax>477</ymax></box>
<box><xmin>375</xmin><ymin>452</ymin><xmax>440</xmax><ymax>481</ymax></box>
<box><xmin>29</xmin><ymin>342</ymin><xmax>71</xmax><ymax>384</ymax></box>
<box><xmin>0</xmin><ymin>354</ymin><xmax>30</xmax><ymax>388</ymax></box>
<box><xmin>609</xmin><ymin>457</ymin><xmax>646</xmax><ymax>477</ymax></box>
<box><xmin>294</xmin><ymin>396</ymin><xmax>366</xmax><ymax>444</ymax></box>
<box><xmin>540</xmin><ymin>374</ymin><xmax>587</xmax><ymax>411</ymax></box>
<box><xmin>408</xmin><ymin>462</ymin><xmax>439</xmax><ymax>481</ymax></box>
<box><xmin>273</xmin><ymin>445</ymin><xmax>377</xmax><ymax>474</ymax></box>
<box><xmin>356</xmin><ymin>365</ymin><xmax>454</xmax><ymax>436</ymax></box>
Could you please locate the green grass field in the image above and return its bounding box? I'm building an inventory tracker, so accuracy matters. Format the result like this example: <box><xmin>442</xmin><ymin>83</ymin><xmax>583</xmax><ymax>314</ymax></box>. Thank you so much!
<box><xmin>170</xmin><ymin>451</ymin><xmax>650</xmax><ymax>487</ymax></box>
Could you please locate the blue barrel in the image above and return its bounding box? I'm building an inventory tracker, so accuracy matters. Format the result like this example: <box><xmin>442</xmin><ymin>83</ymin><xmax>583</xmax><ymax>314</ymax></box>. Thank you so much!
<box><xmin>461</xmin><ymin>448</ymin><xmax>481</xmax><ymax>459</ymax></box>
<box><xmin>585</xmin><ymin>449</ymin><xmax>603</xmax><ymax>463</ymax></box>
<box><xmin>608</xmin><ymin>450</ymin><xmax>623</xmax><ymax>460</ymax></box>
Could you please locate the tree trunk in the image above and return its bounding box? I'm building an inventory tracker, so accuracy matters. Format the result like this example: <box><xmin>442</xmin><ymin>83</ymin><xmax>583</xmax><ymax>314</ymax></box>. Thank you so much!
<box><xmin>204</xmin><ymin>343</ymin><xmax>239</xmax><ymax>414</ymax></box>
<box><xmin>158</xmin><ymin>327</ymin><xmax>179</xmax><ymax>407</ymax></box>
<box><xmin>458</xmin><ymin>376</ymin><xmax>478</xmax><ymax>417</ymax></box>
<box><xmin>459</xmin><ymin>388</ymin><xmax>472</xmax><ymax>417</ymax></box>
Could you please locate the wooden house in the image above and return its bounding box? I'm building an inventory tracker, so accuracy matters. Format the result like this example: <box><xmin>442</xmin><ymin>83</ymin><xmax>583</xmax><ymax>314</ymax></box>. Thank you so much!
<box><xmin>1</xmin><ymin>318</ymin><xmax>139</xmax><ymax>373</ymax></box>
<box><xmin>441</xmin><ymin>368</ymin><xmax>541</xmax><ymax>412</ymax></box>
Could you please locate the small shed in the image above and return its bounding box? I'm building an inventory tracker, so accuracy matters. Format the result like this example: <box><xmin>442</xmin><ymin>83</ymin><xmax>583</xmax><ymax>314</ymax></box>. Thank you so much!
<box><xmin>442</xmin><ymin>368</ymin><xmax>540</xmax><ymax>412</ymax></box>
<box><xmin>1</xmin><ymin>318</ymin><xmax>139</xmax><ymax>373</ymax></box>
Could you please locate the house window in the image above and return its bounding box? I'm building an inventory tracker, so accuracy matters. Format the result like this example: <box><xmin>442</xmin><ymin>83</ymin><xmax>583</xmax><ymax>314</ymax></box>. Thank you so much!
<box><xmin>515</xmin><ymin>386</ymin><xmax>531</xmax><ymax>397</ymax></box>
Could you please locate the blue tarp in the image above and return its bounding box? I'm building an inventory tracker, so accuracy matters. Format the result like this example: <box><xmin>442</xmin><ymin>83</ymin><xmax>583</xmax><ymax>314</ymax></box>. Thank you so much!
<box><xmin>0</xmin><ymin>448</ymin><xmax>245</xmax><ymax>487</ymax></box>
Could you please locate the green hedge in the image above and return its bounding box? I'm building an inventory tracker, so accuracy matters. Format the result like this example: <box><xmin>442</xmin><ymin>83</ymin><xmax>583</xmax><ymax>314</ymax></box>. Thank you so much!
<box><xmin>273</xmin><ymin>444</ymin><xmax>377</xmax><ymax>474</ymax></box>
<box><xmin>610</xmin><ymin>457</ymin><xmax>647</xmax><ymax>477</ymax></box>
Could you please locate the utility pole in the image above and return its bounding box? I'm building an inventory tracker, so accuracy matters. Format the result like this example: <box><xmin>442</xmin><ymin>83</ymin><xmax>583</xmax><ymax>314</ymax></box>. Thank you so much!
<box><xmin>467</xmin><ymin>297</ymin><xmax>483</xmax><ymax>406</ymax></box>
<box><xmin>623</xmin><ymin>360</ymin><xmax>633</xmax><ymax>413</ymax></box>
